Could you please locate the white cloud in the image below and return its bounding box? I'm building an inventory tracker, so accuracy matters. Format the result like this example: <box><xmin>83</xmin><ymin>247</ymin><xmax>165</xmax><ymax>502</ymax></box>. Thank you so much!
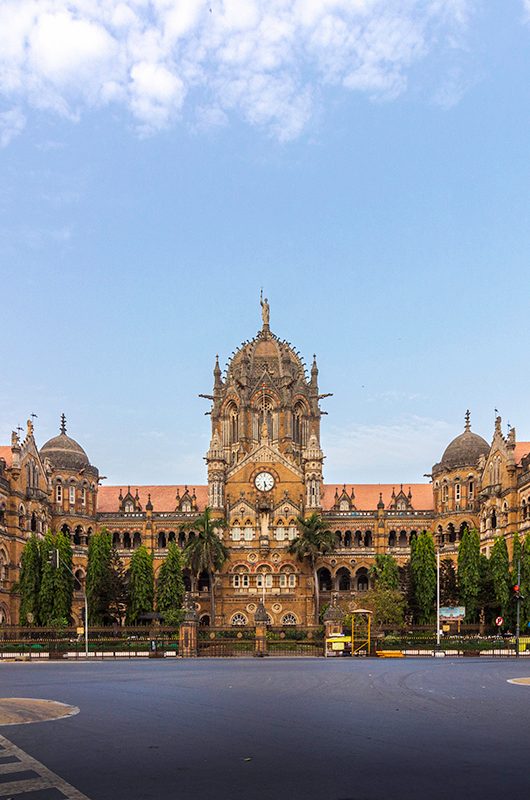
<box><xmin>0</xmin><ymin>108</ymin><xmax>26</xmax><ymax>147</ymax></box>
<box><xmin>323</xmin><ymin>414</ymin><xmax>454</xmax><ymax>483</ymax></box>
<box><xmin>0</xmin><ymin>0</ymin><xmax>474</xmax><ymax>143</ymax></box>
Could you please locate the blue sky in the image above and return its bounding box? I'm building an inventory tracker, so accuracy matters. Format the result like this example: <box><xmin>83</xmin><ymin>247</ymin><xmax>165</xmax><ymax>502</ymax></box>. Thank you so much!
<box><xmin>1</xmin><ymin>1</ymin><xmax>530</xmax><ymax>487</ymax></box>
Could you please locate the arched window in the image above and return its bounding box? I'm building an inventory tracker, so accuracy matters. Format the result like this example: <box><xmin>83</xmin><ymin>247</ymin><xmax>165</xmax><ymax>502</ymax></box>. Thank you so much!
<box><xmin>123</xmin><ymin>532</ymin><xmax>132</xmax><ymax>549</ymax></box>
<box><xmin>30</xmin><ymin>512</ymin><xmax>37</xmax><ymax>533</ymax></box>
<box><xmin>364</xmin><ymin>530</ymin><xmax>373</xmax><ymax>548</ymax></box>
<box><xmin>124</xmin><ymin>501</ymin><xmax>134</xmax><ymax>513</ymax></box>
<box><xmin>0</xmin><ymin>549</ymin><xmax>8</xmax><ymax>582</ymax></box>
<box><xmin>522</xmin><ymin>500</ymin><xmax>527</xmax><ymax>521</ymax></box>
<box><xmin>232</xmin><ymin>566</ymin><xmax>249</xmax><ymax>588</ymax></box>
<box><xmin>256</xmin><ymin>567</ymin><xmax>272</xmax><ymax>588</ymax></box>
<box><xmin>281</xmin><ymin>613</ymin><xmax>297</xmax><ymax>625</ymax></box>
<box><xmin>317</xmin><ymin>567</ymin><xmax>332</xmax><ymax>592</ymax></box>
<box><xmin>231</xmin><ymin>612</ymin><xmax>248</xmax><ymax>626</ymax></box>
<box><xmin>231</xmin><ymin>523</ymin><xmax>241</xmax><ymax>541</ymax></box>
<box><xmin>56</xmin><ymin>482</ymin><xmax>62</xmax><ymax>503</ymax></box>
<box><xmin>491</xmin><ymin>509</ymin><xmax>497</xmax><ymax>530</ymax></box>
<box><xmin>132</xmin><ymin>532</ymin><xmax>142</xmax><ymax>549</ymax></box>
<box><xmin>112</xmin><ymin>532</ymin><xmax>121</xmax><ymax>548</ymax></box>
<box><xmin>356</xmin><ymin>568</ymin><xmax>369</xmax><ymax>592</ymax></box>
<box><xmin>442</xmin><ymin>482</ymin><xmax>448</xmax><ymax>503</ymax></box>
<box><xmin>228</xmin><ymin>403</ymin><xmax>239</xmax><ymax>445</ymax></box>
<box><xmin>158</xmin><ymin>532</ymin><xmax>167</xmax><ymax>549</ymax></box>
<box><xmin>336</xmin><ymin>567</ymin><xmax>351</xmax><ymax>591</ymax></box>
<box><xmin>293</xmin><ymin>403</ymin><xmax>304</xmax><ymax>445</ymax></box>
<box><xmin>388</xmin><ymin>530</ymin><xmax>396</xmax><ymax>548</ymax></box>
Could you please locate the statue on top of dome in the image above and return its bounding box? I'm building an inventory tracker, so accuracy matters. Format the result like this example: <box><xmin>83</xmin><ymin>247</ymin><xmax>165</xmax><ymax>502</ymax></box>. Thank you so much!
<box><xmin>260</xmin><ymin>288</ymin><xmax>270</xmax><ymax>327</ymax></box>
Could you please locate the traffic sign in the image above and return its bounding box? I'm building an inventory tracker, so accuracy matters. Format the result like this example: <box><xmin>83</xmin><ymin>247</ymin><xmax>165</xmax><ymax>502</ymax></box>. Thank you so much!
<box><xmin>496</xmin><ymin>616</ymin><xmax>504</xmax><ymax>626</ymax></box>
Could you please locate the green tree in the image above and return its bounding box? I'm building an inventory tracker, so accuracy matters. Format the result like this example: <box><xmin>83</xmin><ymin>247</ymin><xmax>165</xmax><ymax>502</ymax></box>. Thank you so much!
<box><xmin>477</xmin><ymin>554</ymin><xmax>495</xmax><ymax>624</ymax></box>
<box><xmin>359</xmin><ymin>587</ymin><xmax>406</xmax><ymax>628</ymax></box>
<box><xmin>369</xmin><ymin>554</ymin><xmax>399</xmax><ymax>590</ymax></box>
<box><xmin>521</xmin><ymin>534</ymin><xmax>530</xmax><ymax>626</ymax></box>
<box><xmin>156</xmin><ymin>542</ymin><xmax>185</xmax><ymax>620</ymax></box>
<box><xmin>410</xmin><ymin>531</ymin><xmax>436</xmax><ymax>623</ymax></box>
<box><xmin>289</xmin><ymin>512</ymin><xmax>335</xmax><ymax>624</ymax></box>
<box><xmin>490</xmin><ymin>536</ymin><xmax>511</xmax><ymax>619</ymax></box>
<box><xmin>183</xmin><ymin>508</ymin><xmax>228</xmax><ymax>624</ymax></box>
<box><xmin>107</xmin><ymin>547</ymin><xmax>127</xmax><ymax>626</ymax></box>
<box><xmin>19</xmin><ymin>535</ymin><xmax>42</xmax><ymax>625</ymax></box>
<box><xmin>86</xmin><ymin>529</ymin><xmax>113</xmax><ymax>625</ymax></box>
<box><xmin>440</xmin><ymin>559</ymin><xmax>458</xmax><ymax>607</ymax></box>
<box><xmin>38</xmin><ymin>530</ymin><xmax>74</xmax><ymax>626</ymax></box>
<box><xmin>457</xmin><ymin>527</ymin><xmax>481</xmax><ymax>622</ymax></box>
<box><xmin>126</xmin><ymin>545</ymin><xmax>154</xmax><ymax>624</ymax></box>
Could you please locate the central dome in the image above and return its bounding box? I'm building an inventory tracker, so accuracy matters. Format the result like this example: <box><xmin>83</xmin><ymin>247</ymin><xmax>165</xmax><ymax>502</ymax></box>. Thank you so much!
<box><xmin>226</xmin><ymin>327</ymin><xmax>306</xmax><ymax>385</ymax></box>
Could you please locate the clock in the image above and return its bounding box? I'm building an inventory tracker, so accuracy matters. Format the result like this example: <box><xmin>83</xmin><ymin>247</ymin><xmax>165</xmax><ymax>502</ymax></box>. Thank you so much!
<box><xmin>255</xmin><ymin>471</ymin><xmax>275</xmax><ymax>492</ymax></box>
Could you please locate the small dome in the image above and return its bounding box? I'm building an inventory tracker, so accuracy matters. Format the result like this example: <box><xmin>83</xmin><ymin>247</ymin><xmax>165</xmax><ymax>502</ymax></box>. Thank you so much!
<box><xmin>439</xmin><ymin>412</ymin><xmax>489</xmax><ymax>470</ymax></box>
<box><xmin>40</xmin><ymin>415</ymin><xmax>92</xmax><ymax>472</ymax></box>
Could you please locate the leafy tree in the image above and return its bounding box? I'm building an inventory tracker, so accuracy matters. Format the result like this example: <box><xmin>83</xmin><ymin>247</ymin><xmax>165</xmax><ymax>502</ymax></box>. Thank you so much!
<box><xmin>369</xmin><ymin>554</ymin><xmax>399</xmax><ymax>590</ymax></box>
<box><xmin>156</xmin><ymin>542</ymin><xmax>185</xmax><ymax>619</ymax></box>
<box><xmin>520</xmin><ymin>534</ymin><xmax>530</xmax><ymax>626</ymax></box>
<box><xmin>490</xmin><ymin>536</ymin><xmax>511</xmax><ymax>619</ymax></box>
<box><xmin>54</xmin><ymin>530</ymin><xmax>74</xmax><ymax>622</ymax></box>
<box><xmin>398</xmin><ymin>561</ymin><xmax>415</xmax><ymax>621</ymax></box>
<box><xmin>19</xmin><ymin>535</ymin><xmax>42</xmax><ymax>625</ymax></box>
<box><xmin>289</xmin><ymin>512</ymin><xmax>335</xmax><ymax>624</ymax></box>
<box><xmin>410</xmin><ymin>531</ymin><xmax>436</xmax><ymax>623</ymax></box>
<box><xmin>457</xmin><ymin>527</ymin><xmax>481</xmax><ymax>622</ymax></box>
<box><xmin>86</xmin><ymin>529</ymin><xmax>113</xmax><ymax>625</ymax></box>
<box><xmin>38</xmin><ymin>530</ymin><xmax>74</xmax><ymax>626</ymax></box>
<box><xmin>126</xmin><ymin>545</ymin><xmax>154</xmax><ymax>624</ymax></box>
<box><xmin>358</xmin><ymin>587</ymin><xmax>406</xmax><ymax>628</ymax></box>
<box><xmin>440</xmin><ymin>559</ymin><xmax>458</xmax><ymax>606</ymax></box>
<box><xmin>107</xmin><ymin>547</ymin><xmax>127</xmax><ymax>626</ymax></box>
<box><xmin>477</xmin><ymin>554</ymin><xmax>496</xmax><ymax>624</ymax></box>
<box><xmin>183</xmin><ymin>508</ymin><xmax>228</xmax><ymax>624</ymax></box>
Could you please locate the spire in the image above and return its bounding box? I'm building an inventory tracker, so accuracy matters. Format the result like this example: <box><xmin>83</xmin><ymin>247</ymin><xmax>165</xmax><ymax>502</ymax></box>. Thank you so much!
<box><xmin>60</xmin><ymin>413</ymin><xmax>67</xmax><ymax>435</ymax></box>
<box><xmin>464</xmin><ymin>409</ymin><xmax>471</xmax><ymax>432</ymax></box>
<box><xmin>311</xmin><ymin>354</ymin><xmax>319</xmax><ymax>390</ymax></box>
<box><xmin>213</xmin><ymin>355</ymin><xmax>222</xmax><ymax>389</ymax></box>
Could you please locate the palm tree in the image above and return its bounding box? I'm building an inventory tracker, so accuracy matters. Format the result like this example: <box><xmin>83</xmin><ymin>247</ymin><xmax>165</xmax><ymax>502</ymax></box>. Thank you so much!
<box><xmin>183</xmin><ymin>507</ymin><xmax>228</xmax><ymax>624</ymax></box>
<box><xmin>288</xmin><ymin>512</ymin><xmax>335</xmax><ymax>624</ymax></box>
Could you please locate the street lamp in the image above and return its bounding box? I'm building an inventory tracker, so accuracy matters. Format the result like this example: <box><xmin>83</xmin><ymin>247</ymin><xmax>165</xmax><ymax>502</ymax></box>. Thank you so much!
<box><xmin>436</xmin><ymin>542</ymin><xmax>445</xmax><ymax>648</ymax></box>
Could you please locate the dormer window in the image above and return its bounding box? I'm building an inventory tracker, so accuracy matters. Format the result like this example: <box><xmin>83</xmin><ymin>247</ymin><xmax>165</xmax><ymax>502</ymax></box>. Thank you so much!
<box><xmin>124</xmin><ymin>501</ymin><xmax>134</xmax><ymax>513</ymax></box>
<box><xmin>181</xmin><ymin>500</ymin><xmax>191</xmax><ymax>513</ymax></box>
<box><xmin>396</xmin><ymin>500</ymin><xmax>406</xmax><ymax>511</ymax></box>
<box><xmin>339</xmin><ymin>499</ymin><xmax>349</xmax><ymax>511</ymax></box>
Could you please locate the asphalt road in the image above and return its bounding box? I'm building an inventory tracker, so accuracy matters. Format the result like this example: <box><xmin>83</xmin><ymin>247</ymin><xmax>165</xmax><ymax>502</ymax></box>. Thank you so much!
<box><xmin>0</xmin><ymin>657</ymin><xmax>529</xmax><ymax>800</ymax></box>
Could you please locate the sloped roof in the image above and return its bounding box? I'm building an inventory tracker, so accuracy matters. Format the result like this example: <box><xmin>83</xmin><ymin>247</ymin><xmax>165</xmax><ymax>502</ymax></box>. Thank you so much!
<box><xmin>322</xmin><ymin>483</ymin><xmax>434</xmax><ymax>511</ymax></box>
<box><xmin>98</xmin><ymin>485</ymin><xmax>209</xmax><ymax>513</ymax></box>
<box><xmin>515</xmin><ymin>442</ymin><xmax>530</xmax><ymax>464</ymax></box>
<box><xmin>0</xmin><ymin>447</ymin><xmax>12</xmax><ymax>467</ymax></box>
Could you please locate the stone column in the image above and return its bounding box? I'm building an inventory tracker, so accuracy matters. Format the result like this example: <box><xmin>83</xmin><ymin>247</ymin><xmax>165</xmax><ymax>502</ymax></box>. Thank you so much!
<box><xmin>254</xmin><ymin>600</ymin><xmax>268</xmax><ymax>657</ymax></box>
<box><xmin>179</xmin><ymin>593</ymin><xmax>199</xmax><ymax>658</ymax></box>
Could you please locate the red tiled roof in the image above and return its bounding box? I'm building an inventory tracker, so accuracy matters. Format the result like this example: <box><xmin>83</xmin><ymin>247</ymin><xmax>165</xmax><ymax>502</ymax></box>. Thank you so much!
<box><xmin>0</xmin><ymin>447</ymin><xmax>12</xmax><ymax>467</ymax></box>
<box><xmin>322</xmin><ymin>483</ymin><xmax>434</xmax><ymax>511</ymax></box>
<box><xmin>97</xmin><ymin>485</ymin><xmax>208</xmax><ymax>513</ymax></box>
<box><xmin>515</xmin><ymin>442</ymin><xmax>530</xmax><ymax>465</ymax></box>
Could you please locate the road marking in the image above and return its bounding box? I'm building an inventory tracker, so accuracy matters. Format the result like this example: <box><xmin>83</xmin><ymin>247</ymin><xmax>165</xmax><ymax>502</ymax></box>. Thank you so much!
<box><xmin>0</xmin><ymin>734</ymin><xmax>91</xmax><ymax>798</ymax></box>
<box><xmin>507</xmin><ymin>677</ymin><xmax>530</xmax><ymax>685</ymax></box>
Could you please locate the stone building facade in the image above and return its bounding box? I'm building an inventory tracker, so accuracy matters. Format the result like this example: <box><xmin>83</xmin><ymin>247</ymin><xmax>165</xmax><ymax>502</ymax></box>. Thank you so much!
<box><xmin>1</xmin><ymin>302</ymin><xmax>529</xmax><ymax>625</ymax></box>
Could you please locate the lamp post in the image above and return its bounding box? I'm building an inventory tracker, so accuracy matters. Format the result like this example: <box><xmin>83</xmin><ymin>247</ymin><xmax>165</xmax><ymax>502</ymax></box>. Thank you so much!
<box><xmin>436</xmin><ymin>542</ymin><xmax>444</xmax><ymax>648</ymax></box>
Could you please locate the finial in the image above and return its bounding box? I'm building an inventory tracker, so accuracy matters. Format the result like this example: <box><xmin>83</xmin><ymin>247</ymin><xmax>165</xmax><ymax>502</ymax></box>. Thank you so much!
<box><xmin>464</xmin><ymin>409</ymin><xmax>471</xmax><ymax>431</ymax></box>
<box><xmin>60</xmin><ymin>413</ymin><xmax>67</xmax><ymax>435</ymax></box>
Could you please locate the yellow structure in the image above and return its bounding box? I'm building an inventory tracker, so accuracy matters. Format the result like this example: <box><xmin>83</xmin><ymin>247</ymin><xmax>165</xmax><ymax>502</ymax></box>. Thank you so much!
<box><xmin>1</xmin><ymin>300</ymin><xmax>529</xmax><ymax>625</ymax></box>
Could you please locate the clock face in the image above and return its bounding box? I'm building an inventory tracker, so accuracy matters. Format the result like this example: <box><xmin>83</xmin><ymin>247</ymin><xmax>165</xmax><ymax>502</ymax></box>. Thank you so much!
<box><xmin>255</xmin><ymin>471</ymin><xmax>275</xmax><ymax>492</ymax></box>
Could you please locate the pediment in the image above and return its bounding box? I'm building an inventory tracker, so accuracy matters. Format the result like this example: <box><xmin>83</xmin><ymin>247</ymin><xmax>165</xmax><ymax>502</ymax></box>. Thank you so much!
<box><xmin>227</xmin><ymin>442</ymin><xmax>303</xmax><ymax>480</ymax></box>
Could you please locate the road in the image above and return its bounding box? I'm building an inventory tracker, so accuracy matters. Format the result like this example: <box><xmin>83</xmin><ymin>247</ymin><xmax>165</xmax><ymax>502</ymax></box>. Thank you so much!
<box><xmin>0</xmin><ymin>657</ymin><xmax>529</xmax><ymax>800</ymax></box>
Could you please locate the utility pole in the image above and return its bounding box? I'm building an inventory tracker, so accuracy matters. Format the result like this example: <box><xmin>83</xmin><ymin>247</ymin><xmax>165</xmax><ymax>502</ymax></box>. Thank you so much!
<box><xmin>515</xmin><ymin>558</ymin><xmax>521</xmax><ymax>658</ymax></box>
